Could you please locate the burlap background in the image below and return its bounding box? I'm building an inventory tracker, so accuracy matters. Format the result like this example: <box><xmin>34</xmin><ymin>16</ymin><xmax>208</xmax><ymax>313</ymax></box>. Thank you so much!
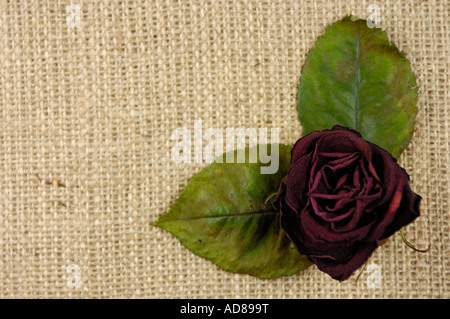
<box><xmin>0</xmin><ymin>0</ymin><xmax>448</xmax><ymax>298</ymax></box>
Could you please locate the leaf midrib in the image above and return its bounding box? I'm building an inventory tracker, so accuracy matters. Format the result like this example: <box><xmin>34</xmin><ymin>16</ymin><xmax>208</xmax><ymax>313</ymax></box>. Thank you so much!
<box><xmin>354</xmin><ymin>25</ymin><xmax>361</xmax><ymax>130</ymax></box>
<box><xmin>157</xmin><ymin>208</ymin><xmax>278</xmax><ymax>223</ymax></box>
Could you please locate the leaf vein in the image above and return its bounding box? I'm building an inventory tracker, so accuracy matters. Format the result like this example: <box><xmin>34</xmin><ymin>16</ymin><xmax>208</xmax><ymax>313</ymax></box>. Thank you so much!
<box><xmin>158</xmin><ymin>209</ymin><xmax>278</xmax><ymax>223</ymax></box>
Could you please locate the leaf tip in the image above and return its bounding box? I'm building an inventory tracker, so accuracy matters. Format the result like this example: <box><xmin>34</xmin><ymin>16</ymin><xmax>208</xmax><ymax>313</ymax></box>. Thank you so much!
<box><xmin>152</xmin><ymin>215</ymin><xmax>168</xmax><ymax>229</ymax></box>
<box><xmin>151</xmin><ymin>219</ymin><xmax>160</xmax><ymax>228</ymax></box>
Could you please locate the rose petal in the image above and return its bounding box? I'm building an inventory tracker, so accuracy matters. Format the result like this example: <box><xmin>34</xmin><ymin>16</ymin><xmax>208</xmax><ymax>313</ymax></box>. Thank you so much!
<box><xmin>316</xmin><ymin>129</ymin><xmax>372</xmax><ymax>161</ymax></box>
<box><xmin>331</xmin><ymin>125</ymin><xmax>362</xmax><ymax>137</ymax></box>
<box><xmin>311</xmin><ymin>197</ymin><xmax>355</xmax><ymax>222</ymax></box>
<box><xmin>291</xmin><ymin>131</ymin><xmax>325</xmax><ymax>165</ymax></box>
<box><xmin>281</xmin><ymin>206</ymin><xmax>362</xmax><ymax>263</ymax></box>
<box><xmin>379</xmin><ymin>183</ymin><xmax>421</xmax><ymax>239</ymax></box>
<box><xmin>309</xmin><ymin>242</ymin><xmax>378</xmax><ymax>281</ymax></box>
<box><xmin>367</xmin><ymin>142</ymin><xmax>401</xmax><ymax>206</ymax></box>
<box><xmin>284</xmin><ymin>153</ymin><xmax>312</xmax><ymax>212</ymax></box>
<box><xmin>300</xmin><ymin>205</ymin><xmax>374</xmax><ymax>242</ymax></box>
<box><xmin>368</xmin><ymin>175</ymin><xmax>406</xmax><ymax>241</ymax></box>
<box><xmin>331</xmin><ymin>198</ymin><xmax>372</xmax><ymax>233</ymax></box>
<box><xmin>324</xmin><ymin>196</ymin><xmax>355</xmax><ymax>212</ymax></box>
<box><xmin>324</xmin><ymin>172</ymin><xmax>350</xmax><ymax>192</ymax></box>
<box><xmin>309</xmin><ymin>155</ymin><xmax>361</xmax><ymax>198</ymax></box>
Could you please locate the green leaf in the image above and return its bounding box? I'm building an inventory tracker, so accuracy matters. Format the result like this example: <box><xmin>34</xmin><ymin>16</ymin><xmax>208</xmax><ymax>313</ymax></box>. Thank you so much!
<box><xmin>154</xmin><ymin>144</ymin><xmax>312</xmax><ymax>279</ymax></box>
<box><xmin>297</xmin><ymin>16</ymin><xmax>418</xmax><ymax>158</ymax></box>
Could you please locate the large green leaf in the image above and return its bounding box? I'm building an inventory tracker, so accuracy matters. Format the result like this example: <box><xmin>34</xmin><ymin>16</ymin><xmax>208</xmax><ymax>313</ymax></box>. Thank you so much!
<box><xmin>298</xmin><ymin>16</ymin><xmax>418</xmax><ymax>158</ymax></box>
<box><xmin>154</xmin><ymin>144</ymin><xmax>311</xmax><ymax>278</ymax></box>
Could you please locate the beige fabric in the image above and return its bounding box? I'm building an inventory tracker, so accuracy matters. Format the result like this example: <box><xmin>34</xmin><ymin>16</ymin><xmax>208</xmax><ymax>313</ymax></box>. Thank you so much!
<box><xmin>0</xmin><ymin>0</ymin><xmax>448</xmax><ymax>298</ymax></box>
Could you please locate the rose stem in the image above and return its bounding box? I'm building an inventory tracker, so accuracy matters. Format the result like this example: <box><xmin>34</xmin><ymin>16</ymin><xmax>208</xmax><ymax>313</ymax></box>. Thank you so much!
<box><xmin>354</xmin><ymin>259</ymin><xmax>369</xmax><ymax>284</ymax></box>
<box><xmin>264</xmin><ymin>192</ymin><xmax>279</xmax><ymax>210</ymax></box>
<box><xmin>399</xmin><ymin>228</ymin><xmax>430</xmax><ymax>253</ymax></box>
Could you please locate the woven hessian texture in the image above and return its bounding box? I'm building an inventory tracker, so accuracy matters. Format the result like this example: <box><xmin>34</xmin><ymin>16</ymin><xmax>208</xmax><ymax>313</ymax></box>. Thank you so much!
<box><xmin>0</xmin><ymin>0</ymin><xmax>448</xmax><ymax>298</ymax></box>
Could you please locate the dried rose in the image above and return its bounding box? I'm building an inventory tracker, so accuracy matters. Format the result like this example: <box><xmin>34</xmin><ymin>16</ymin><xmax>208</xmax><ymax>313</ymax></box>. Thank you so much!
<box><xmin>274</xmin><ymin>125</ymin><xmax>420</xmax><ymax>281</ymax></box>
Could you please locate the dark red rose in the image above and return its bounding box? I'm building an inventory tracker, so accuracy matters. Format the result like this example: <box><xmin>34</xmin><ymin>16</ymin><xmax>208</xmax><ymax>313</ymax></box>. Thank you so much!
<box><xmin>274</xmin><ymin>125</ymin><xmax>420</xmax><ymax>281</ymax></box>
